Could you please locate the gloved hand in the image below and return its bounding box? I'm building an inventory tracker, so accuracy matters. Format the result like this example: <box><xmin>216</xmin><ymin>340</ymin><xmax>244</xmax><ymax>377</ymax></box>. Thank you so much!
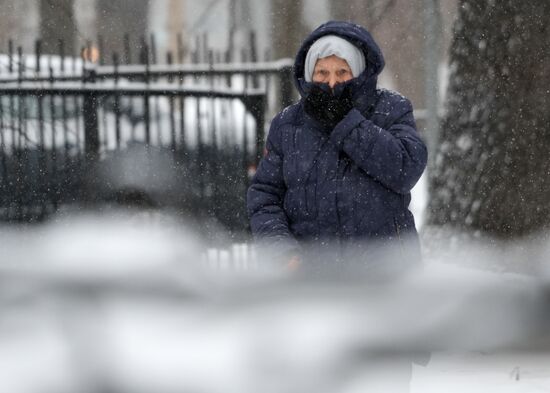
<box><xmin>303</xmin><ymin>83</ymin><xmax>354</xmax><ymax>129</ymax></box>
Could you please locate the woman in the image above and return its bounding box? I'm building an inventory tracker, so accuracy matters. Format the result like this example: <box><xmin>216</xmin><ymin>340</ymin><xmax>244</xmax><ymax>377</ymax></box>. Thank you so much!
<box><xmin>247</xmin><ymin>21</ymin><xmax>427</xmax><ymax>277</ymax></box>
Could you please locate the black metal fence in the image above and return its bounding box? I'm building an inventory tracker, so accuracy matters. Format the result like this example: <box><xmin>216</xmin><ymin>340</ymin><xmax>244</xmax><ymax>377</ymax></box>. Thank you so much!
<box><xmin>0</xmin><ymin>35</ymin><xmax>294</xmax><ymax>234</ymax></box>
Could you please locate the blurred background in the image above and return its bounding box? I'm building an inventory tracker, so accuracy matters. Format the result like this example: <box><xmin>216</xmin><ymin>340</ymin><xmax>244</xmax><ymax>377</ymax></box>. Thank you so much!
<box><xmin>0</xmin><ymin>0</ymin><xmax>457</xmax><ymax>107</ymax></box>
<box><xmin>0</xmin><ymin>0</ymin><xmax>459</xmax><ymax>237</ymax></box>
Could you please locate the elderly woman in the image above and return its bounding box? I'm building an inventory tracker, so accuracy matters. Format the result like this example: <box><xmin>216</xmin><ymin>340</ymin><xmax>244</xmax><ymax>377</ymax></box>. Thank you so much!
<box><xmin>247</xmin><ymin>21</ymin><xmax>427</xmax><ymax>276</ymax></box>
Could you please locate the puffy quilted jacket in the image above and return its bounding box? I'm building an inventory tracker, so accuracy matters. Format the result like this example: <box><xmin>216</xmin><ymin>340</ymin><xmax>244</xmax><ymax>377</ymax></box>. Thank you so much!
<box><xmin>247</xmin><ymin>21</ymin><xmax>427</xmax><ymax>268</ymax></box>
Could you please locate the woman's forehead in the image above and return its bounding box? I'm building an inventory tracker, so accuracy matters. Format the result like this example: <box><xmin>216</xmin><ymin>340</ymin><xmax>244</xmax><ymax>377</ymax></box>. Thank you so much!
<box><xmin>314</xmin><ymin>55</ymin><xmax>352</xmax><ymax>69</ymax></box>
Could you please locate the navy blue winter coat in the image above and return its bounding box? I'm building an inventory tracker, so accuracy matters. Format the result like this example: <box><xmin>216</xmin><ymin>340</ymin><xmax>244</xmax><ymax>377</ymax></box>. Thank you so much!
<box><xmin>247</xmin><ymin>21</ymin><xmax>427</xmax><ymax>271</ymax></box>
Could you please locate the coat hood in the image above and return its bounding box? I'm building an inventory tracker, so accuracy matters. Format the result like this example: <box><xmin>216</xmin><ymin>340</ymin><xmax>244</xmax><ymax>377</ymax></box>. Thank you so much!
<box><xmin>293</xmin><ymin>21</ymin><xmax>385</xmax><ymax>102</ymax></box>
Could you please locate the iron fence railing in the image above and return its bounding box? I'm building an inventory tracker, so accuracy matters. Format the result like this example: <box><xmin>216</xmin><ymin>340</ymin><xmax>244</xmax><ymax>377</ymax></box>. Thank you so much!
<box><xmin>0</xmin><ymin>70</ymin><xmax>266</xmax><ymax>233</ymax></box>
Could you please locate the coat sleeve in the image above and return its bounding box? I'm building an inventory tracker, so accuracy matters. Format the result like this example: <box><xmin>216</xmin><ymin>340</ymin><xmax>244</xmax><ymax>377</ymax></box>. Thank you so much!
<box><xmin>329</xmin><ymin>97</ymin><xmax>427</xmax><ymax>195</ymax></box>
<box><xmin>247</xmin><ymin>116</ymin><xmax>299</xmax><ymax>255</ymax></box>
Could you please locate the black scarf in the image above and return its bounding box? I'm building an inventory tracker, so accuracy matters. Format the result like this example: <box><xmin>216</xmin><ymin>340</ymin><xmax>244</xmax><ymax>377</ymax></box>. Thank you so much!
<box><xmin>303</xmin><ymin>82</ymin><xmax>354</xmax><ymax>129</ymax></box>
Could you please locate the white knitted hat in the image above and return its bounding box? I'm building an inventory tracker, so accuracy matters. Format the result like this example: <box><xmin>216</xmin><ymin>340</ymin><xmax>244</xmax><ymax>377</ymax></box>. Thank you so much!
<box><xmin>304</xmin><ymin>35</ymin><xmax>366</xmax><ymax>82</ymax></box>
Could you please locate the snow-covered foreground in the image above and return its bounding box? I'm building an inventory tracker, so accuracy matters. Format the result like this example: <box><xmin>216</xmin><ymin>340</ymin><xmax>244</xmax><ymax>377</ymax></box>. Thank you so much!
<box><xmin>0</xmin><ymin>211</ymin><xmax>549</xmax><ymax>393</ymax></box>
<box><xmin>412</xmin><ymin>351</ymin><xmax>550</xmax><ymax>393</ymax></box>
<box><xmin>409</xmin><ymin>261</ymin><xmax>550</xmax><ymax>393</ymax></box>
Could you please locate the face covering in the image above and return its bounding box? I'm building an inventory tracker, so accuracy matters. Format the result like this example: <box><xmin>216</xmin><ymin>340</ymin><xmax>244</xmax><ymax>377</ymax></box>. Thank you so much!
<box><xmin>303</xmin><ymin>82</ymin><xmax>354</xmax><ymax>129</ymax></box>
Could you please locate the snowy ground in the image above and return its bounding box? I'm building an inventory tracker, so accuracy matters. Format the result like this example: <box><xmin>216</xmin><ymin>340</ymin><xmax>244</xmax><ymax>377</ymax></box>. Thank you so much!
<box><xmin>412</xmin><ymin>351</ymin><xmax>550</xmax><ymax>393</ymax></box>
<box><xmin>410</xmin><ymin>261</ymin><xmax>550</xmax><ymax>392</ymax></box>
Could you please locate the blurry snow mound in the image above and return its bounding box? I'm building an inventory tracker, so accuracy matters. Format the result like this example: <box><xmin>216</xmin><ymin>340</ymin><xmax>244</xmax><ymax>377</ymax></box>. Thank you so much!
<box><xmin>1</xmin><ymin>222</ymin><xmax>550</xmax><ymax>393</ymax></box>
<box><xmin>0</xmin><ymin>208</ymin><xmax>205</xmax><ymax>279</ymax></box>
<box><xmin>0</xmin><ymin>246</ymin><xmax>549</xmax><ymax>393</ymax></box>
<box><xmin>421</xmin><ymin>225</ymin><xmax>550</xmax><ymax>278</ymax></box>
<box><xmin>0</xmin><ymin>220</ymin><xmax>550</xmax><ymax>393</ymax></box>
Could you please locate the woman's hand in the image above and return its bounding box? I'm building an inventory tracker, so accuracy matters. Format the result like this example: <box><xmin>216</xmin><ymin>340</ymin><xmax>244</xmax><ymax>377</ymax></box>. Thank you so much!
<box><xmin>286</xmin><ymin>255</ymin><xmax>302</xmax><ymax>272</ymax></box>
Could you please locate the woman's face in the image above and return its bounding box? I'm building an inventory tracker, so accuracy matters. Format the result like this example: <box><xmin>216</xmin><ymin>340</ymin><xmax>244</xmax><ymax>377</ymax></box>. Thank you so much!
<box><xmin>312</xmin><ymin>55</ymin><xmax>353</xmax><ymax>89</ymax></box>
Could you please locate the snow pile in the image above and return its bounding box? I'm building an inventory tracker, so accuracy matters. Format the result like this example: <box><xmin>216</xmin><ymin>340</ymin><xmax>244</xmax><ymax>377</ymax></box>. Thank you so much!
<box><xmin>0</xmin><ymin>214</ymin><xmax>549</xmax><ymax>393</ymax></box>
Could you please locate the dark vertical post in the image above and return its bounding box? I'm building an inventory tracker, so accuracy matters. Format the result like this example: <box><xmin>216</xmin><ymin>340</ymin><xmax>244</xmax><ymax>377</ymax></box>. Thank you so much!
<box><xmin>0</xmin><ymin>87</ymin><xmax>8</xmax><ymax>210</ymax></box>
<box><xmin>142</xmin><ymin>42</ymin><xmax>151</xmax><ymax>145</ymax></box>
<box><xmin>193</xmin><ymin>35</ymin><xmax>200</xmax><ymax>64</ymax></box>
<box><xmin>249</xmin><ymin>30</ymin><xmax>259</xmax><ymax>89</ymax></box>
<box><xmin>85</xmin><ymin>40</ymin><xmax>93</xmax><ymax>64</ymax></box>
<box><xmin>113</xmin><ymin>53</ymin><xmax>121</xmax><ymax>150</ymax></box>
<box><xmin>0</xmin><ymin>96</ymin><xmax>6</xmax><ymax>210</ymax></box>
<box><xmin>228</xmin><ymin>0</ymin><xmax>236</xmax><ymax>55</ymax></box>
<box><xmin>49</xmin><ymin>66</ymin><xmax>58</xmax><ymax>209</ymax></box>
<box><xmin>225</xmin><ymin>30</ymin><xmax>233</xmax><ymax>87</ymax></box>
<box><xmin>208</xmin><ymin>50</ymin><xmax>216</xmax><ymax>146</ymax></box>
<box><xmin>252</xmin><ymin>96</ymin><xmax>266</xmax><ymax>168</ymax></box>
<box><xmin>150</xmin><ymin>33</ymin><xmax>157</xmax><ymax>65</ymax></box>
<box><xmin>139</xmin><ymin>35</ymin><xmax>147</xmax><ymax>64</ymax></box>
<box><xmin>167</xmin><ymin>52</ymin><xmax>177</xmax><ymax>152</ymax></box>
<box><xmin>72</xmin><ymin>49</ymin><xmax>77</xmax><ymax>75</ymax></box>
<box><xmin>221</xmin><ymin>38</ymin><xmax>232</xmax><ymax>147</ymax></box>
<box><xmin>76</xmin><ymin>46</ymin><xmax>86</xmax><ymax>161</ymax></box>
<box><xmin>208</xmin><ymin>49</ymin><xmax>217</xmax><ymax>204</ymax></box>
<box><xmin>47</xmin><ymin>55</ymin><xmax>54</xmax><ymax>81</ymax></box>
<box><xmin>80</xmin><ymin>46</ymin><xmax>86</xmax><ymax>74</ymax></box>
<box><xmin>242</xmin><ymin>56</ymin><xmax>249</xmax><ymax>176</ymax></box>
<box><xmin>83</xmin><ymin>69</ymin><xmax>99</xmax><ymax>163</ymax></box>
<box><xmin>59</xmin><ymin>39</ymin><xmax>69</xmax><ymax>157</ymax></box>
<box><xmin>61</xmin><ymin>85</ymin><xmax>69</xmax><ymax>157</ymax></box>
<box><xmin>17</xmin><ymin>46</ymin><xmax>23</xmax><ymax>81</ymax></box>
<box><xmin>98</xmin><ymin>34</ymin><xmax>105</xmax><ymax>65</ymax></box>
<box><xmin>8</xmin><ymin>44</ymin><xmax>16</xmax><ymax>155</ymax></box>
<box><xmin>16</xmin><ymin>47</ymin><xmax>23</xmax><ymax>150</ymax></box>
<box><xmin>124</xmin><ymin>33</ymin><xmax>131</xmax><ymax>64</ymax></box>
<box><xmin>177</xmin><ymin>32</ymin><xmax>185</xmax><ymax>63</ymax></box>
<box><xmin>150</xmin><ymin>33</ymin><xmax>161</xmax><ymax>145</ymax></box>
<box><xmin>58</xmin><ymin>39</ymin><xmax>65</xmax><ymax>73</ymax></box>
<box><xmin>178</xmin><ymin>55</ymin><xmax>186</xmax><ymax>155</ymax></box>
<box><xmin>35</xmin><ymin>40</ymin><xmax>42</xmax><ymax>74</ymax></box>
<box><xmin>202</xmin><ymin>32</ymin><xmax>209</xmax><ymax>63</ymax></box>
<box><xmin>196</xmin><ymin>81</ymin><xmax>204</xmax><ymax>198</ymax></box>
<box><xmin>279</xmin><ymin>65</ymin><xmax>293</xmax><ymax>108</ymax></box>
<box><xmin>15</xmin><ymin>46</ymin><xmax>24</xmax><ymax>219</ymax></box>
<box><xmin>8</xmin><ymin>40</ymin><xmax>13</xmax><ymax>74</ymax></box>
<box><xmin>263</xmin><ymin>49</ymin><xmax>271</xmax><ymax>112</ymax></box>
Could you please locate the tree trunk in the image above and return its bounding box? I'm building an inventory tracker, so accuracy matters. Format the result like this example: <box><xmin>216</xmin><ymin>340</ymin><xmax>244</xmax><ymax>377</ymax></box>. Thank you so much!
<box><xmin>329</xmin><ymin>0</ymin><xmax>397</xmax><ymax>30</ymax></box>
<box><xmin>96</xmin><ymin>0</ymin><xmax>150</xmax><ymax>64</ymax></box>
<box><xmin>427</xmin><ymin>0</ymin><xmax>550</xmax><ymax>238</ymax></box>
<box><xmin>39</xmin><ymin>0</ymin><xmax>77</xmax><ymax>55</ymax></box>
<box><xmin>270</xmin><ymin>0</ymin><xmax>304</xmax><ymax>59</ymax></box>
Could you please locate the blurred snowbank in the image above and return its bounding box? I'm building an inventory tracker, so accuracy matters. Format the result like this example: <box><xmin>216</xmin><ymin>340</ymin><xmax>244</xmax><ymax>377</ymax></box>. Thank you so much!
<box><xmin>422</xmin><ymin>224</ymin><xmax>550</xmax><ymax>277</ymax></box>
<box><xmin>0</xmin><ymin>212</ymin><xmax>549</xmax><ymax>393</ymax></box>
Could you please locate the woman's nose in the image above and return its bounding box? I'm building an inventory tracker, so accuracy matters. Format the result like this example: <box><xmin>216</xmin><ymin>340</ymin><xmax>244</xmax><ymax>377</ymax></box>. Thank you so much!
<box><xmin>328</xmin><ymin>75</ymin><xmax>338</xmax><ymax>89</ymax></box>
